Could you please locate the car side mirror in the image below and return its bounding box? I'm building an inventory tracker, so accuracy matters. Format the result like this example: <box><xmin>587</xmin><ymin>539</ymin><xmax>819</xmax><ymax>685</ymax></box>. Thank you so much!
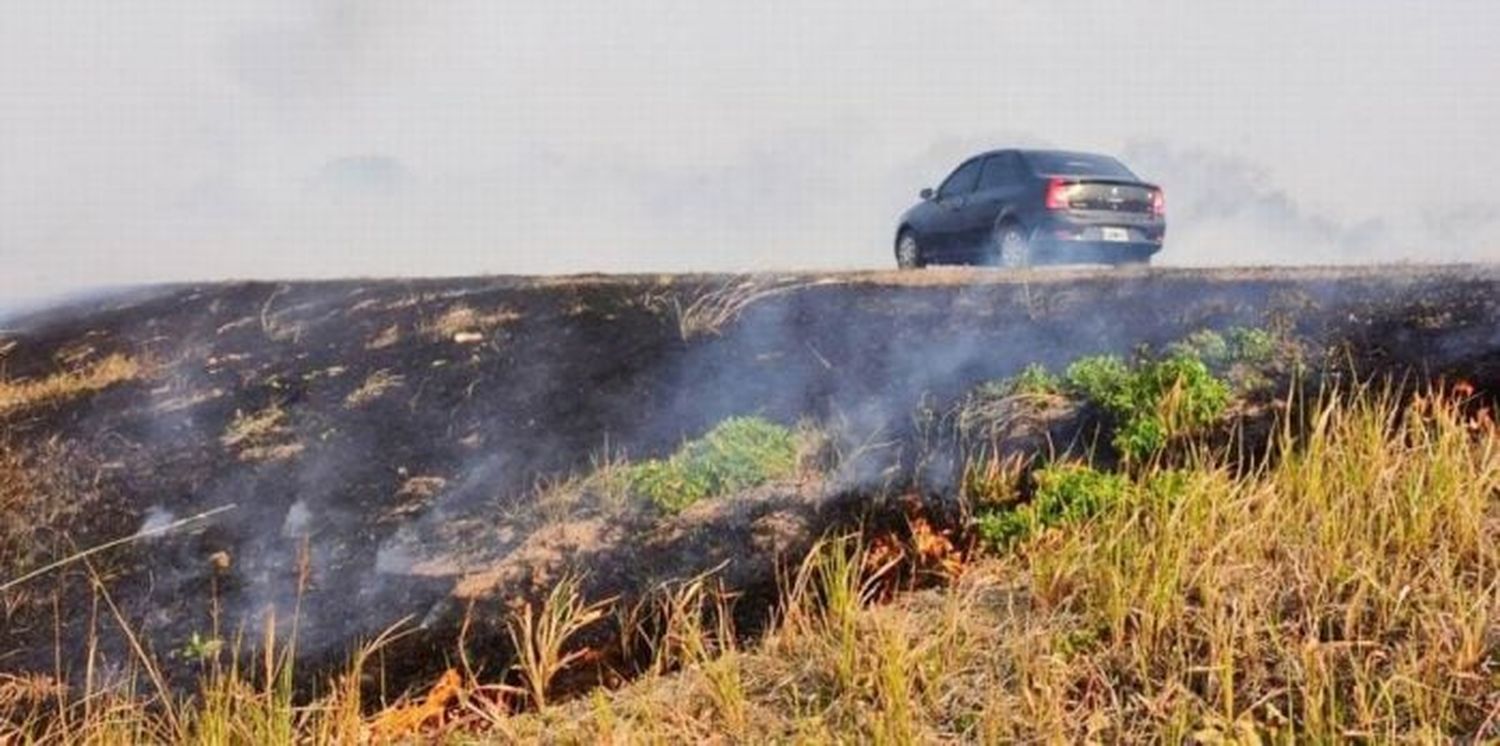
<box><xmin>920</xmin><ymin>188</ymin><xmax>934</xmax><ymax>201</ymax></box>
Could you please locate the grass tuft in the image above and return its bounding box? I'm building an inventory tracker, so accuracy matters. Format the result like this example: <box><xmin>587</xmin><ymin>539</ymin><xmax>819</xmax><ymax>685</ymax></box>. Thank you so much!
<box><xmin>0</xmin><ymin>353</ymin><xmax>143</xmax><ymax>415</ymax></box>
<box><xmin>220</xmin><ymin>402</ymin><xmax>303</xmax><ymax>463</ymax></box>
<box><xmin>657</xmin><ymin>278</ymin><xmax>813</xmax><ymax>341</ymax></box>
<box><xmin>506</xmin><ymin>574</ymin><xmax>613</xmax><ymax>711</ymax></box>
<box><xmin>996</xmin><ymin>363</ymin><xmax>1063</xmax><ymax>397</ymax></box>
<box><xmin>620</xmin><ymin>416</ymin><xmax>815</xmax><ymax>513</ymax></box>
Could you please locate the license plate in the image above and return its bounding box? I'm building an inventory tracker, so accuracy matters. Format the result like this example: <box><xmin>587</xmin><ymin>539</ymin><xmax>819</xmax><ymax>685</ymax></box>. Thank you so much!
<box><xmin>1101</xmin><ymin>227</ymin><xmax>1130</xmax><ymax>242</ymax></box>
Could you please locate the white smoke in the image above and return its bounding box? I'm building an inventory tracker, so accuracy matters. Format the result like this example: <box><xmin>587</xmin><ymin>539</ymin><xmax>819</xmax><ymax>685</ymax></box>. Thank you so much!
<box><xmin>2</xmin><ymin>0</ymin><xmax>1498</xmax><ymax>309</ymax></box>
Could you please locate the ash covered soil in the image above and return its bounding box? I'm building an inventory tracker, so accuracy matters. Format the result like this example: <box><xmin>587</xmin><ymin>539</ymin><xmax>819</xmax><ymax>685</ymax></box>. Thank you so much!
<box><xmin>3</xmin><ymin>266</ymin><xmax>1500</xmax><ymax>692</ymax></box>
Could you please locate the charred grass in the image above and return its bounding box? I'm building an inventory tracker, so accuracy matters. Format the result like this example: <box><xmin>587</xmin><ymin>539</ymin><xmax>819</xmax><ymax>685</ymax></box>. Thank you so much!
<box><xmin>4</xmin><ymin>384</ymin><xmax>1498</xmax><ymax>743</ymax></box>
<box><xmin>5</xmin><ymin>271</ymin><xmax>1500</xmax><ymax>743</ymax></box>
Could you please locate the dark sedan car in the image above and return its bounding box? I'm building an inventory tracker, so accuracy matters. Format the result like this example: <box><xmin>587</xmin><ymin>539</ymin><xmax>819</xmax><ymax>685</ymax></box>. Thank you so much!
<box><xmin>895</xmin><ymin>149</ymin><xmax>1165</xmax><ymax>268</ymax></box>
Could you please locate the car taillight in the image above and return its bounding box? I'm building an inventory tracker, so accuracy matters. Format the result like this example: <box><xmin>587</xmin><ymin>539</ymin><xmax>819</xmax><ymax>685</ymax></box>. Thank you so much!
<box><xmin>1045</xmin><ymin>179</ymin><xmax>1072</xmax><ymax>210</ymax></box>
<box><xmin>1151</xmin><ymin>188</ymin><xmax>1166</xmax><ymax>217</ymax></box>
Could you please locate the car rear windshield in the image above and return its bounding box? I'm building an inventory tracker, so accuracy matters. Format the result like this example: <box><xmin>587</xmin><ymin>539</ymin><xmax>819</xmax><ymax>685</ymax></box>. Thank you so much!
<box><xmin>1025</xmin><ymin>152</ymin><xmax>1136</xmax><ymax>179</ymax></box>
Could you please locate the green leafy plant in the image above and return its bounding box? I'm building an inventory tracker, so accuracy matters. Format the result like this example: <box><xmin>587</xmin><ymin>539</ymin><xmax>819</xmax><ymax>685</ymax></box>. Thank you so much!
<box><xmin>622</xmin><ymin>416</ymin><xmax>805</xmax><ymax>513</ymax></box>
<box><xmin>1168</xmin><ymin>325</ymin><xmax>1284</xmax><ymax>380</ymax></box>
<box><xmin>1167</xmin><ymin>329</ymin><xmax>1231</xmax><ymax>367</ymax></box>
<box><xmin>1227</xmin><ymin>326</ymin><xmax>1278</xmax><ymax>365</ymax></box>
<box><xmin>1004</xmin><ymin>363</ymin><xmax>1063</xmax><ymax>397</ymax></box>
<box><xmin>976</xmin><ymin>463</ymin><xmax>1130</xmax><ymax>550</ymax></box>
<box><xmin>180</xmin><ymin>631</ymin><xmax>224</xmax><ymax>664</ymax></box>
<box><xmin>1063</xmin><ymin>355</ymin><xmax>1131</xmax><ymax>407</ymax></box>
<box><xmin>1029</xmin><ymin>463</ymin><xmax>1130</xmax><ymax>527</ymax></box>
<box><xmin>1065</xmin><ymin>353</ymin><xmax>1230</xmax><ymax>462</ymax></box>
<box><xmin>974</xmin><ymin>507</ymin><xmax>1032</xmax><ymax>550</ymax></box>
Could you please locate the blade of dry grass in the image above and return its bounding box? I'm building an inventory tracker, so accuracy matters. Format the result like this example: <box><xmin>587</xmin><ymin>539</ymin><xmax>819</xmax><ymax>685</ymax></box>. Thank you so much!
<box><xmin>1</xmin><ymin>504</ymin><xmax>237</xmax><ymax>595</ymax></box>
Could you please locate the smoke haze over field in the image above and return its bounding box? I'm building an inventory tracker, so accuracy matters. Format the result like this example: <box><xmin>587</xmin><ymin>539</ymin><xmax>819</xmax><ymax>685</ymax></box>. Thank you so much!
<box><xmin>2</xmin><ymin>0</ymin><xmax>1499</xmax><ymax>306</ymax></box>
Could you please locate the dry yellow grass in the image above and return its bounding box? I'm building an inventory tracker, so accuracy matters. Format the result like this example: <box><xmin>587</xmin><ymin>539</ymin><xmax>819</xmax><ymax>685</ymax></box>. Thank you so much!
<box><xmin>220</xmin><ymin>403</ymin><xmax>303</xmax><ymax>463</ymax></box>
<box><xmin>503</xmin><ymin>388</ymin><xmax>1500</xmax><ymax>743</ymax></box>
<box><xmin>365</xmin><ymin>323</ymin><xmax>402</xmax><ymax>350</ymax></box>
<box><xmin>0</xmin><ymin>353</ymin><xmax>143</xmax><ymax>415</ymax></box>
<box><xmin>655</xmin><ymin>277</ymin><xmax>820</xmax><ymax>341</ymax></box>
<box><xmin>424</xmin><ymin>304</ymin><xmax>522</xmax><ymax>342</ymax></box>
<box><xmin>4</xmin><ymin>388</ymin><xmax>1499</xmax><ymax>743</ymax></box>
<box><xmin>344</xmin><ymin>369</ymin><xmax>404</xmax><ymax>408</ymax></box>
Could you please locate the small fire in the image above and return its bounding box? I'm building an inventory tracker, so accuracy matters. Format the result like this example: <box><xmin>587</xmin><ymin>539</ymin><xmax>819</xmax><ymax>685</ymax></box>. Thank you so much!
<box><xmin>862</xmin><ymin>497</ymin><xmax>968</xmax><ymax>601</ymax></box>
<box><xmin>368</xmin><ymin>668</ymin><xmax>463</xmax><ymax>739</ymax></box>
<box><xmin>1453</xmin><ymin>379</ymin><xmax>1476</xmax><ymax>400</ymax></box>
<box><xmin>909</xmin><ymin>514</ymin><xmax>966</xmax><ymax>581</ymax></box>
<box><xmin>1413</xmin><ymin>379</ymin><xmax>1494</xmax><ymax>436</ymax></box>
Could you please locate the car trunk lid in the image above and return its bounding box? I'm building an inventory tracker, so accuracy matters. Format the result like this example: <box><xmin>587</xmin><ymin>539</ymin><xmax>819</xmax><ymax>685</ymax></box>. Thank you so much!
<box><xmin>1054</xmin><ymin>180</ymin><xmax>1157</xmax><ymax>214</ymax></box>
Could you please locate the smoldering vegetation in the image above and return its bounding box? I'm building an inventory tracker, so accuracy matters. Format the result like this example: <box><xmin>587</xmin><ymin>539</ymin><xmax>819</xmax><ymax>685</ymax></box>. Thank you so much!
<box><xmin>2</xmin><ymin>266</ymin><xmax>1500</xmax><ymax>702</ymax></box>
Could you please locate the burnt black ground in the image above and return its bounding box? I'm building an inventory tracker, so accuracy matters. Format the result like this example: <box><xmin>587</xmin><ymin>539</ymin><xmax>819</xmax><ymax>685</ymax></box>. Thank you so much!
<box><xmin>2</xmin><ymin>266</ymin><xmax>1499</xmax><ymax>694</ymax></box>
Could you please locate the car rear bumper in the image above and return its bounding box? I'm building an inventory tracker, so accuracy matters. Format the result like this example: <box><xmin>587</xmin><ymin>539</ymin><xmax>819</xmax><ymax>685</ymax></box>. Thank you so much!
<box><xmin>1030</xmin><ymin>239</ymin><xmax>1159</xmax><ymax>264</ymax></box>
<box><xmin>1030</xmin><ymin>212</ymin><xmax>1164</xmax><ymax>264</ymax></box>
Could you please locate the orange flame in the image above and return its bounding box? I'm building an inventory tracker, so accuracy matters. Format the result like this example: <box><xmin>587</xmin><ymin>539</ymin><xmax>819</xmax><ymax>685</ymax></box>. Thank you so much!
<box><xmin>369</xmin><ymin>668</ymin><xmax>463</xmax><ymax>740</ymax></box>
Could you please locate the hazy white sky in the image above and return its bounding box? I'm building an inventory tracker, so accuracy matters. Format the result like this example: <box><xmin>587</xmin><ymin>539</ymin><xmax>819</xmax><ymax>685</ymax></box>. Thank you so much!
<box><xmin>2</xmin><ymin>1</ymin><xmax>1498</xmax><ymax>305</ymax></box>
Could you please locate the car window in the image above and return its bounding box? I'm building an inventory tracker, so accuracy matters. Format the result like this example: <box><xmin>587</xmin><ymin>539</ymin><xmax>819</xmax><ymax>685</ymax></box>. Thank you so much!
<box><xmin>937</xmin><ymin>159</ymin><xmax>982</xmax><ymax>198</ymax></box>
<box><xmin>978</xmin><ymin>152</ymin><xmax>1021</xmax><ymax>190</ymax></box>
<box><xmin>1023</xmin><ymin>152</ymin><xmax>1136</xmax><ymax>179</ymax></box>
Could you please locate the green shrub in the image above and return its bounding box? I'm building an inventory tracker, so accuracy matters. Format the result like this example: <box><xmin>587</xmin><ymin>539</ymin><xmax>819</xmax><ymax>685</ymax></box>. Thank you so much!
<box><xmin>1228</xmin><ymin>326</ymin><xmax>1278</xmax><ymax>366</ymax></box>
<box><xmin>1063</xmin><ymin>355</ymin><xmax>1131</xmax><ymax>407</ymax></box>
<box><xmin>975</xmin><ymin>508</ymin><xmax>1032</xmax><ymax>550</ymax></box>
<box><xmin>622</xmin><ymin>416</ymin><xmax>803</xmax><ymax>513</ymax></box>
<box><xmin>1169</xmin><ymin>326</ymin><xmax>1281</xmax><ymax>371</ymax></box>
<box><xmin>1119</xmin><ymin>354</ymin><xmax>1230</xmax><ymax>460</ymax></box>
<box><xmin>1065</xmin><ymin>353</ymin><xmax>1230</xmax><ymax>462</ymax></box>
<box><xmin>1030</xmin><ymin>463</ymin><xmax>1130</xmax><ymax>525</ymax></box>
<box><xmin>1167</xmin><ymin>329</ymin><xmax>1230</xmax><ymax>367</ymax></box>
<box><xmin>976</xmin><ymin>463</ymin><xmax>1130</xmax><ymax>550</ymax></box>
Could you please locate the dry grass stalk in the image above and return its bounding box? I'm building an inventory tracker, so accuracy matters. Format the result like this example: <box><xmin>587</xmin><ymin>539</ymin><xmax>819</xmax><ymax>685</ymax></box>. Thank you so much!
<box><xmin>220</xmin><ymin>403</ymin><xmax>303</xmax><ymax>462</ymax></box>
<box><xmin>665</xmin><ymin>278</ymin><xmax>815</xmax><ymax>340</ymax></box>
<box><xmin>424</xmin><ymin>304</ymin><xmax>521</xmax><ymax>342</ymax></box>
<box><xmin>366</xmin><ymin>323</ymin><xmax>402</xmax><ymax>350</ymax></box>
<box><xmin>530</xmin><ymin>444</ymin><xmax>636</xmax><ymax>525</ymax></box>
<box><xmin>1</xmin><ymin>504</ymin><xmax>236</xmax><ymax>595</ymax></box>
<box><xmin>0</xmin><ymin>437</ymin><xmax>107</xmax><ymax>598</ymax></box>
<box><xmin>506</xmin><ymin>574</ymin><xmax>614</xmax><ymax>711</ymax></box>
<box><xmin>258</xmin><ymin>285</ymin><xmax>305</xmax><ymax>343</ymax></box>
<box><xmin>343</xmin><ymin>369</ymin><xmax>404</xmax><ymax>408</ymax></box>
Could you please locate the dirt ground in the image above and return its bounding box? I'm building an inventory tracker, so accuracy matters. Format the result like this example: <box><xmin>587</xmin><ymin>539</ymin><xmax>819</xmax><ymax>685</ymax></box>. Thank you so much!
<box><xmin>3</xmin><ymin>265</ymin><xmax>1499</xmax><ymax>692</ymax></box>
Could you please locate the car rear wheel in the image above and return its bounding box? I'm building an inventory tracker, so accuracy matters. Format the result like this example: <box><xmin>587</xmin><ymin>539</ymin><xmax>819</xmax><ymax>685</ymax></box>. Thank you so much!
<box><xmin>896</xmin><ymin>232</ymin><xmax>924</xmax><ymax>269</ymax></box>
<box><xmin>996</xmin><ymin>224</ymin><xmax>1031</xmax><ymax>269</ymax></box>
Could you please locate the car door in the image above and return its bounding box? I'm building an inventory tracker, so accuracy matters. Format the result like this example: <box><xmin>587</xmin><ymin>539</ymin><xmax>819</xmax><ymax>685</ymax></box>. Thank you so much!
<box><xmin>926</xmin><ymin>158</ymin><xmax>983</xmax><ymax>260</ymax></box>
<box><xmin>954</xmin><ymin>152</ymin><xmax>1026</xmax><ymax>259</ymax></box>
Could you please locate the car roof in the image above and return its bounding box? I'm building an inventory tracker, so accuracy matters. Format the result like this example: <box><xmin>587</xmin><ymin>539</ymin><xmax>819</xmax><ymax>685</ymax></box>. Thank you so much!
<box><xmin>970</xmin><ymin>148</ymin><xmax>1110</xmax><ymax>161</ymax></box>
